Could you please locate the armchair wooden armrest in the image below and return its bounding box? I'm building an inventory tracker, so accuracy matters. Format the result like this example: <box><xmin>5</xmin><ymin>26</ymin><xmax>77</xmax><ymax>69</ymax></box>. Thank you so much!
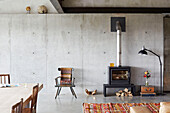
<box><xmin>55</xmin><ymin>76</ymin><xmax>61</xmax><ymax>85</ymax></box>
<box><xmin>72</xmin><ymin>77</ymin><xmax>75</xmax><ymax>85</ymax></box>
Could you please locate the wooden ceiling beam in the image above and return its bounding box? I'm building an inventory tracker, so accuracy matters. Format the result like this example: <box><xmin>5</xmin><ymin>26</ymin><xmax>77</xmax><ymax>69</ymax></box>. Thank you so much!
<box><xmin>62</xmin><ymin>7</ymin><xmax>170</xmax><ymax>13</ymax></box>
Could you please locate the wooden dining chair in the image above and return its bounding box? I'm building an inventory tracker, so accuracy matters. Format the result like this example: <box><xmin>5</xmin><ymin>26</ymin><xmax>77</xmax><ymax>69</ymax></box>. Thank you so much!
<box><xmin>12</xmin><ymin>98</ymin><xmax>23</xmax><ymax>113</ymax></box>
<box><xmin>0</xmin><ymin>74</ymin><xmax>10</xmax><ymax>84</ymax></box>
<box><xmin>55</xmin><ymin>68</ymin><xmax>77</xmax><ymax>99</ymax></box>
<box><xmin>23</xmin><ymin>84</ymin><xmax>39</xmax><ymax>113</ymax></box>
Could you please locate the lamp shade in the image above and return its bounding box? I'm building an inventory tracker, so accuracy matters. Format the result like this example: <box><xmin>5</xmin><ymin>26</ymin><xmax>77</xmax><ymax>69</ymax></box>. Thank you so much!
<box><xmin>138</xmin><ymin>49</ymin><xmax>148</xmax><ymax>55</ymax></box>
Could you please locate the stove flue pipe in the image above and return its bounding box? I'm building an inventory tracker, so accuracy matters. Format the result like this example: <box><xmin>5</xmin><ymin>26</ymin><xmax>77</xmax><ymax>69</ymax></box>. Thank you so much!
<box><xmin>116</xmin><ymin>21</ymin><xmax>122</xmax><ymax>67</ymax></box>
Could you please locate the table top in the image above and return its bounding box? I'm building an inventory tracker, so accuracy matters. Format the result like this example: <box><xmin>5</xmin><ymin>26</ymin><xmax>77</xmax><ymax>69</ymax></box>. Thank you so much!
<box><xmin>141</xmin><ymin>85</ymin><xmax>154</xmax><ymax>87</ymax></box>
<box><xmin>0</xmin><ymin>83</ymin><xmax>43</xmax><ymax>113</ymax></box>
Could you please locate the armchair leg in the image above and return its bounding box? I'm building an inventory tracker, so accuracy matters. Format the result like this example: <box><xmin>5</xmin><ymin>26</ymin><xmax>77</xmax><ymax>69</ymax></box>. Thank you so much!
<box><xmin>70</xmin><ymin>87</ymin><xmax>74</xmax><ymax>96</ymax></box>
<box><xmin>72</xmin><ymin>87</ymin><xmax>77</xmax><ymax>99</ymax></box>
<box><xmin>70</xmin><ymin>87</ymin><xmax>77</xmax><ymax>99</ymax></box>
<box><xmin>58</xmin><ymin>87</ymin><xmax>62</xmax><ymax>95</ymax></box>
<box><xmin>55</xmin><ymin>87</ymin><xmax>60</xmax><ymax>99</ymax></box>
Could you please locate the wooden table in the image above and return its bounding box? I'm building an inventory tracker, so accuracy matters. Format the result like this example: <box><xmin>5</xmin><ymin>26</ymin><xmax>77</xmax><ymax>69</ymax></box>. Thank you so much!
<box><xmin>140</xmin><ymin>85</ymin><xmax>156</xmax><ymax>96</ymax></box>
<box><xmin>0</xmin><ymin>83</ymin><xmax>43</xmax><ymax>113</ymax></box>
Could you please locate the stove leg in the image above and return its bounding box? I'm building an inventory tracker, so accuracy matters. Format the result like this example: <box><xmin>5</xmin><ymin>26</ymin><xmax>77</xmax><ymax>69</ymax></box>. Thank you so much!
<box><xmin>103</xmin><ymin>86</ymin><xmax>106</xmax><ymax>97</ymax></box>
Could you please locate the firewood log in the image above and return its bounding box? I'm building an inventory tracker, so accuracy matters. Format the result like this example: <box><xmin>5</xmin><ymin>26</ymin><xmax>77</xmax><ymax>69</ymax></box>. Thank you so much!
<box><xmin>116</xmin><ymin>88</ymin><xmax>133</xmax><ymax>97</ymax></box>
<box><xmin>92</xmin><ymin>90</ymin><xmax>97</xmax><ymax>95</ymax></box>
<box><xmin>116</xmin><ymin>92</ymin><xmax>121</xmax><ymax>97</ymax></box>
<box><xmin>118</xmin><ymin>90</ymin><xmax>123</xmax><ymax>93</ymax></box>
<box><xmin>121</xmin><ymin>92</ymin><xmax>125</xmax><ymax>97</ymax></box>
<box><xmin>124</xmin><ymin>88</ymin><xmax>129</xmax><ymax>92</ymax></box>
<box><xmin>85</xmin><ymin>89</ymin><xmax>97</xmax><ymax>95</ymax></box>
<box><xmin>85</xmin><ymin>89</ymin><xmax>90</xmax><ymax>95</ymax></box>
<box><xmin>129</xmin><ymin>93</ymin><xmax>133</xmax><ymax>97</ymax></box>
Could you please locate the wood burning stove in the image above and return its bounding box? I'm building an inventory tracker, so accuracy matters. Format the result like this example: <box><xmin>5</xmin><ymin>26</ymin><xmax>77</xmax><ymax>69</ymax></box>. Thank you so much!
<box><xmin>103</xmin><ymin>17</ymin><xmax>135</xmax><ymax>97</ymax></box>
<box><xmin>103</xmin><ymin>66</ymin><xmax>135</xmax><ymax>97</ymax></box>
<box><xmin>109</xmin><ymin>66</ymin><xmax>131</xmax><ymax>85</ymax></box>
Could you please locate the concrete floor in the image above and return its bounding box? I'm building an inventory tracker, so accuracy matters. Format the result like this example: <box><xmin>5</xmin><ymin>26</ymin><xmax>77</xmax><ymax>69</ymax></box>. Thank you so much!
<box><xmin>37</xmin><ymin>92</ymin><xmax>170</xmax><ymax>113</ymax></box>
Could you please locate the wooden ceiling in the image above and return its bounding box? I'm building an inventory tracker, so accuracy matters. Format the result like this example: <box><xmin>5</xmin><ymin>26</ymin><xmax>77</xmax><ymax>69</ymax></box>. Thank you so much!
<box><xmin>50</xmin><ymin>0</ymin><xmax>170</xmax><ymax>13</ymax></box>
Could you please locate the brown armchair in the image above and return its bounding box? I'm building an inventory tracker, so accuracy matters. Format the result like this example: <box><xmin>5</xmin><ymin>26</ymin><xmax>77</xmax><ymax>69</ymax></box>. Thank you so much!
<box><xmin>55</xmin><ymin>68</ymin><xmax>77</xmax><ymax>99</ymax></box>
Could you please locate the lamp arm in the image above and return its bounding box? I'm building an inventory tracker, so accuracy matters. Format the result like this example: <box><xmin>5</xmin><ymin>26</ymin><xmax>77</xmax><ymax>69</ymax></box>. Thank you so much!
<box><xmin>145</xmin><ymin>49</ymin><xmax>162</xmax><ymax>65</ymax></box>
<box><xmin>142</xmin><ymin>48</ymin><xmax>163</xmax><ymax>94</ymax></box>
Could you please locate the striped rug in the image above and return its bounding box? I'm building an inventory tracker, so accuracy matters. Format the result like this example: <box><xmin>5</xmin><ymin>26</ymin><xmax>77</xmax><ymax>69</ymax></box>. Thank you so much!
<box><xmin>83</xmin><ymin>103</ymin><xmax>160</xmax><ymax>113</ymax></box>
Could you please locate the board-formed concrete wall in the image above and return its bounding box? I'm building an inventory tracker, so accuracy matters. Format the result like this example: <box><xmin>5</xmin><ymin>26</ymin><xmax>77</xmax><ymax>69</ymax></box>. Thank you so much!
<box><xmin>0</xmin><ymin>14</ymin><xmax>163</xmax><ymax>94</ymax></box>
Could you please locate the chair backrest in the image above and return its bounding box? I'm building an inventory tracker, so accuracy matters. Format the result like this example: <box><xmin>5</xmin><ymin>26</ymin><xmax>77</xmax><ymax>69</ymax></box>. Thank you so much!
<box><xmin>12</xmin><ymin>98</ymin><xmax>23</xmax><ymax>113</ymax></box>
<box><xmin>31</xmin><ymin>84</ymin><xmax>39</xmax><ymax>113</ymax></box>
<box><xmin>0</xmin><ymin>74</ymin><xmax>10</xmax><ymax>84</ymax></box>
<box><xmin>59</xmin><ymin>68</ymin><xmax>72</xmax><ymax>85</ymax></box>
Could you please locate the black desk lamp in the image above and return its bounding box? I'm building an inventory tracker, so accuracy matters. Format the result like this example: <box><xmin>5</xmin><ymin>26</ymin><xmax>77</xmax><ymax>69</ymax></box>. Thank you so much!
<box><xmin>138</xmin><ymin>46</ymin><xmax>164</xmax><ymax>95</ymax></box>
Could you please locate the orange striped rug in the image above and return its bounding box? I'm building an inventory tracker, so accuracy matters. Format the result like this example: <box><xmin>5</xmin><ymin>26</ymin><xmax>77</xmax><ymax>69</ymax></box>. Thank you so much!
<box><xmin>83</xmin><ymin>103</ymin><xmax>160</xmax><ymax>113</ymax></box>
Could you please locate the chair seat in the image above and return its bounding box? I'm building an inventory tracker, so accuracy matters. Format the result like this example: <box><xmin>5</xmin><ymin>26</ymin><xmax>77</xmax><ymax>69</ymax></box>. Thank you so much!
<box><xmin>23</xmin><ymin>108</ymin><xmax>36</xmax><ymax>113</ymax></box>
<box><xmin>23</xmin><ymin>108</ymin><xmax>31</xmax><ymax>113</ymax></box>
<box><xmin>55</xmin><ymin>84</ymin><xmax>75</xmax><ymax>87</ymax></box>
<box><xmin>159</xmin><ymin>102</ymin><xmax>170</xmax><ymax>113</ymax></box>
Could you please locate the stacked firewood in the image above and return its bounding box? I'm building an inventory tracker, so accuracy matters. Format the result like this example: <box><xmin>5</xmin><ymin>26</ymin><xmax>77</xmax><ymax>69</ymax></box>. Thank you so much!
<box><xmin>116</xmin><ymin>88</ymin><xmax>133</xmax><ymax>97</ymax></box>
<box><xmin>85</xmin><ymin>89</ymin><xmax>97</xmax><ymax>95</ymax></box>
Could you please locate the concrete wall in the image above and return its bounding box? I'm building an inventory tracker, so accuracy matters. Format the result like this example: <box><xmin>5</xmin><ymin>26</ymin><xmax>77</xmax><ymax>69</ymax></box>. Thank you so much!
<box><xmin>62</xmin><ymin>0</ymin><xmax>170</xmax><ymax>7</ymax></box>
<box><xmin>164</xmin><ymin>17</ymin><xmax>170</xmax><ymax>91</ymax></box>
<box><xmin>0</xmin><ymin>14</ymin><xmax>163</xmax><ymax>94</ymax></box>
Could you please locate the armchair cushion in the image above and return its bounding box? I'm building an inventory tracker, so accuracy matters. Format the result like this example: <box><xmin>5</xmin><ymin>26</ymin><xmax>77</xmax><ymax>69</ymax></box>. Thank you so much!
<box><xmin>60</xmin><ymin>80</ymin><xmax>72</xmax><ymax>85</ymax></box>
<box><xmin>159</xmin><ymin>102</ymin><xmax>170</xmax><ymax>113</ymax></box>
<box><xmin>130</xmin><ymin>106</ymin><xmax>152</xmax><ymax>113</ymax></box>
